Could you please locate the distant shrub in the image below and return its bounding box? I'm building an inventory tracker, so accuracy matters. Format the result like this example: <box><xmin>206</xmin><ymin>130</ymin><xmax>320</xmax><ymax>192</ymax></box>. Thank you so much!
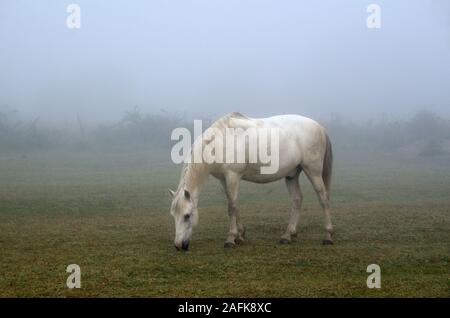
<box><xmin>419</xmin><ymin>138</ymin><xmax>446</xmax><ymax>157</ymax></box>
<box><xmin>90</xmin><ymin>106</ymin><xmax>190</xmax><ymax>150</ymax></box>
<box><xmin>1</xmin><ymin>106</ymin><xmax>449</xmax><ymax>158</ymax></box>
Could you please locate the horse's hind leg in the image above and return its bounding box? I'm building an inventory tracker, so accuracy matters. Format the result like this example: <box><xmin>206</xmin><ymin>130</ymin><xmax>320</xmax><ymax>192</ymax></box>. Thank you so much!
<box><xmin>303</xmin><ymin>166</ymin><xmax>334</xmax><ymax>245</ymax></box>
<box><xmin>280</xmin><ymin>174</ymin><xmax>303</xmax><ymax>244</ymax></box>
<box><xmin>221</xmin><ymin>173</ymin><xmax>245</xmax><ymax>248</ymax></box>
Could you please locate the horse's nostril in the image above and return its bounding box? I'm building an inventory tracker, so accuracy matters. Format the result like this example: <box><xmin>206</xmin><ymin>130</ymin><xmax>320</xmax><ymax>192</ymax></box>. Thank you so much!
<box><xmin>175</xmin><ymin>245</ymin><xmax>181</xmax><ymax>251</ymax></box>
<box><xmin>182</xmin><ymin>240</ymin><xmax>189</xmax><ymax>251</ymax></box>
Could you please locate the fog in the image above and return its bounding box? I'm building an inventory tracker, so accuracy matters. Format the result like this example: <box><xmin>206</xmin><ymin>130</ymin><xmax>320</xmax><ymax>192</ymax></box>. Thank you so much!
<box><xmin>1</xmin><ymin>0</ymin><xmax>449</xmax><ymax>125</ymax></box>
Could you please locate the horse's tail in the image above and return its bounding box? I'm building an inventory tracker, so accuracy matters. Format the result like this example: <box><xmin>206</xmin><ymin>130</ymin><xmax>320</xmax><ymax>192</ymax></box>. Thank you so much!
<box><xmin>322</xmin><ymin>133</ymin><xmax>333</xmax><ymax>199</ymax></box>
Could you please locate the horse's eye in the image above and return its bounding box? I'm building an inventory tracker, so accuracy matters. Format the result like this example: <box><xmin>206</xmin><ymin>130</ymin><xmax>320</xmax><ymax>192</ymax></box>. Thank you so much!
<box><xmin>184</xmin><ymin>214</ymin><xmax>191</xmax><ymax>222</ymax></box>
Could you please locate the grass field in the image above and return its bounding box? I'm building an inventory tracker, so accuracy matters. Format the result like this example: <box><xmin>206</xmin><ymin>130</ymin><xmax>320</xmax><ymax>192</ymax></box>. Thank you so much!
<box><xmin>0</xmin><ymin>148</ymin><xmax>449</xmax><ymax>297</ymax></box>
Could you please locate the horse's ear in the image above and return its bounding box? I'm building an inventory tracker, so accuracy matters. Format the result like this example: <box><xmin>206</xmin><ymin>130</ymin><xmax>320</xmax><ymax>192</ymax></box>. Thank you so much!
<box><xmin>168</xmin><ymin>189</ymin><xmax>176</xmax><ymax>197</ymax></box>
<box><xmin>184</xmin><ymin>189</ymin><xmax>191</xmax><ymax>201</ymax></box>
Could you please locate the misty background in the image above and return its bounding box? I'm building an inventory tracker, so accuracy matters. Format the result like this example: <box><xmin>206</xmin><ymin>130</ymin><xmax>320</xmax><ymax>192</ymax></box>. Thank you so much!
<box><xmin>1</xmin><ymin>0</ymin><xmax>450</xmax><ymax>157</ymax></box>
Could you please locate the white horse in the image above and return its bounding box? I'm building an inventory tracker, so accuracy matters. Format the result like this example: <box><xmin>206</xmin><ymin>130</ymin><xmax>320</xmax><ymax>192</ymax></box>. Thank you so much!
<box><xmin>169</xmin><ymin>112</ymin><xmax>333</xmax><ymax>251</ymax></box>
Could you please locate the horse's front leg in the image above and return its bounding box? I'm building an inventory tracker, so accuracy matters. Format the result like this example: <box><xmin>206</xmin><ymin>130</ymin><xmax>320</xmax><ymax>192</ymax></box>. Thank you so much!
<box><xmin>222</xmin><ymin>174</ymin><xmax>244</xmax><ymax>248</ymax></box>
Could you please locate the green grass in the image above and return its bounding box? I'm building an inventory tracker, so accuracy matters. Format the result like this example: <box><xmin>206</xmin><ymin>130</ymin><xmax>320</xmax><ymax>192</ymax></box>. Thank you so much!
<box><xmin>0</xmin><ymin>149</ymin><xmax>449</xmax><ymax>297</ymax></box>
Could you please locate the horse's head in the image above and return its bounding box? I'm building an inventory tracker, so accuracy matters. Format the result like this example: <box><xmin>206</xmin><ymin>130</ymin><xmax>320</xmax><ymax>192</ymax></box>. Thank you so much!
<box><xmin>169</xmin><ymin>188</ymin><xmax>198</xmax><ymax>251</ymax></box>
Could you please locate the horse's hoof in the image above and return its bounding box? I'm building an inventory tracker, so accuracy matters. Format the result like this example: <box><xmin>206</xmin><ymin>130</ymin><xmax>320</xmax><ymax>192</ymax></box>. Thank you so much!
<box><xmin>279</xmin><ymin>238</ymin><xmax>291</xmax><ymax>245</ymax></box>
<box><xmin>224</xmin><ymin>242</ymin><xmax>236</xmax><ymax>248</ymax></box>
<box><xmin>322</xmin><ymin>239</ymin><xmax>334</xmax><ymax>245</ymax></box>
<box><xmin>235</xmin><ymin>237</ymin><xmax>245</xmax><ymax>245</ymax></box>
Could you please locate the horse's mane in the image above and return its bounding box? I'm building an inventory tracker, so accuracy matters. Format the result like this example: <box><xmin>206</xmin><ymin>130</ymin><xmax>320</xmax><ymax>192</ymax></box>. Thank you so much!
<box><xmin>209</xmin><ymin>112</ymin><xmax>250</xmax><ymax>129</ymax></box>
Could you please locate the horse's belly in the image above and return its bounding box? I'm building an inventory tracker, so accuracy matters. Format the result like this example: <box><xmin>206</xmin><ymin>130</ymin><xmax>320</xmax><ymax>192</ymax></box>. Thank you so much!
<box><xmin>241</xmin><ymin>173</ymin><xmax>285</xmax><ymax>183</ymax></box>
<box><xmin>241</xmin><ymin>160</ymin><xmax>300</xmax><ymax>183</ymax></box>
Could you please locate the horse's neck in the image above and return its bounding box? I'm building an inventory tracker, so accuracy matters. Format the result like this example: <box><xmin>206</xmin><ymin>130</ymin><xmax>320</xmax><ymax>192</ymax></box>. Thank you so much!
<box><xmin>178</xmin><ymin>129</ymin><xmax>213</xmax><ymax>201</ymax></box>
<box><xmin>181</xmin><ymin>162</ymin><xmax>210</xmax><ymax>200</ymax></box>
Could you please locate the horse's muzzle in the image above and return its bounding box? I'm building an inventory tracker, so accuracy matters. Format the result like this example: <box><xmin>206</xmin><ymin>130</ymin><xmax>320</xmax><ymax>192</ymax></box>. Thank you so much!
<box><xmin>175</xmin><ymin>240</ymin><xmax>189</xmax><ymax>251</ymax></box>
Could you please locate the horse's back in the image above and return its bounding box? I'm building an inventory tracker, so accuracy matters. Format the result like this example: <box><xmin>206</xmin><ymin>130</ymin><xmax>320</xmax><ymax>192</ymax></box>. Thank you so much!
<box><xmin>258</xmin><ymin>114</ymin><xmax>327</xmax><ymax>147</ymax></box>
<box><xmin>222</xmin><ymin>112</ymin><xmax>327</xmax><ymax>158</ymax></box>
<box><xmin>209</xmin><ymin>113</ymin><xmax>327</xmax><ymax>183</ymax></box>
<box><xmin>224</xmin><ymin>113</ymin><xmax>323</xmax><ymax>133</ymax></box>
<box><xmin>263</xmin><ymin>114</ymin><xmax>327</xmax><ymax>166</ymax></box>
<box><xmin>259</xmin><ymin>114</ymin><xmax>322</xmax><ymax>129</ymax></box>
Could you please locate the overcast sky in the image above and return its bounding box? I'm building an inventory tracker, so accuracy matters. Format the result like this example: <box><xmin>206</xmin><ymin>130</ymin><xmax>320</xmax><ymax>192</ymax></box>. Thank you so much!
<box><xmin>1</xmin><ymin>0</ymin><xmax>449</xmax><ymax>123</ymax></box>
